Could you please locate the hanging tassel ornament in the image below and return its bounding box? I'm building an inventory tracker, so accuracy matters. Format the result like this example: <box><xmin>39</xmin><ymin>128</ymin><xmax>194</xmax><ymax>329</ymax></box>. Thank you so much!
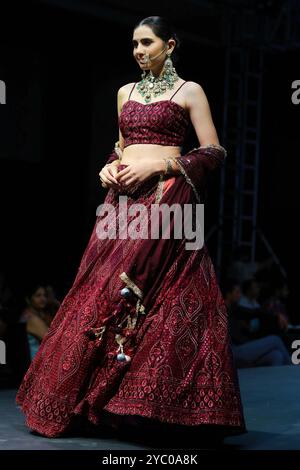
<box><xmin>83</xmin><ymin>283</ymin><xmax>146</xmax><ymax>364</ymax></box>
<box><xmin>114</xmin><ymin>287</ymin><xmax>146</xmax><ymax>363</ymax></box>
<box><xmin>116</xmin><ymin>339</ymin><xmax>131</xmax><ymax>363</ymax></box>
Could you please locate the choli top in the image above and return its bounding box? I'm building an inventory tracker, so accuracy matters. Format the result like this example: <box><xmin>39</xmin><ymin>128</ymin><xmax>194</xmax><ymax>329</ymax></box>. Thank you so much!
<box><xmin>119</xmin><ymin>81</ymin><xmax>190</xmax><ymax>148</ymax></box>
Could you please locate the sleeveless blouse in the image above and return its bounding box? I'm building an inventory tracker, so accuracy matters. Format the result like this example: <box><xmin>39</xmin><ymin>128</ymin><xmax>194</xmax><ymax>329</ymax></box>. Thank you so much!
<box><xmin>119</xmin><ymin>81</ymin><xmax>190</xmax><ymax>148</ymax></box>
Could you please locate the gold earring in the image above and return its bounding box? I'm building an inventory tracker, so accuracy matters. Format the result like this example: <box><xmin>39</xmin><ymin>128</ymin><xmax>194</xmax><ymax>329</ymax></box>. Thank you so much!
<box><xmin>164</xmin><ymin>53</ymin><xmax>174</xmax><ymax>71</ymax></box>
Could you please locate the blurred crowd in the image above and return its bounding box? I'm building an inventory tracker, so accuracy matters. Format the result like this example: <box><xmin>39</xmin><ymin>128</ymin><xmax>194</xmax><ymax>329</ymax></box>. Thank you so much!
<box><xmin>222</xmin><ymin>246</ymin><xmax>299</xmax><ymax>368</ymax></box>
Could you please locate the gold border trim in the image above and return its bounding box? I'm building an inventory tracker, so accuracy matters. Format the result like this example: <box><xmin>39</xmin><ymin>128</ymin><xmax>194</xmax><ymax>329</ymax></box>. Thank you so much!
<box><xmin>175</xmin><ymin>159</ymin><xmax>201</xmax><ymax>203</ymax></box>
<box><xmin>185</xmin><ymin>144</ymin><xmax>227</xmax><ymax>158</ymax></box>
<box><xmin>174</xmin><ymin>144</ymin><xmax>227</xmax><ymax>202</ymax></box>
<box><xmin>154</xmin><ymin>175</ymin><xmax>165</xmax><ymax>204</ymax></box>
<box><xmin>200</xmin><ymin>143</ymin><xmax>227</xmax><ymax>158</ymax></box>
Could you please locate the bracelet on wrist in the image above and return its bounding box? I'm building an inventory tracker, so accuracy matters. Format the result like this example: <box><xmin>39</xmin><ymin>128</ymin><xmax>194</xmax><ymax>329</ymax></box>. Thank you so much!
<box><xmin>114</xmin><ymin>141</ymin><xmax>123</xmax><ymax>160</ymax></box>
<box><xmin>164</xmin><ymin>159</ymin><xmax>173</xmax><ymax>176</ymax></box>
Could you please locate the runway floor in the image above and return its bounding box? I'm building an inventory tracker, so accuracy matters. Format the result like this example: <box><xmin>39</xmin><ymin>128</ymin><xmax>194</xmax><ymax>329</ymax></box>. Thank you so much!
<box><xmin>0</xmin><ymin>365</ymin><xmax>299</xmax><ymax>450</ymax></box>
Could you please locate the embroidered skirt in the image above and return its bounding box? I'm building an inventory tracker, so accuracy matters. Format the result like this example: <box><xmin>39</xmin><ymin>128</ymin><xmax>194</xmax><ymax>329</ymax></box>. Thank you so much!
<box><xmin>16</xmin><ymin>168</ymin><xmax>246</xmax><ymax>438</ymax></box>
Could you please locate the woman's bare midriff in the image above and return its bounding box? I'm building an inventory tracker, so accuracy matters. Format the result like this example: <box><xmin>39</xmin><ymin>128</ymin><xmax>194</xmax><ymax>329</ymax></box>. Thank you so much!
<box><xmin>120</xmin><ymin>143</ymin><xmax>181</xmax><ymax>166</ymax></box>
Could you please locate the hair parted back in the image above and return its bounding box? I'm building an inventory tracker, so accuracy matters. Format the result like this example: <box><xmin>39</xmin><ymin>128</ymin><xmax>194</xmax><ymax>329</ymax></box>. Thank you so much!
<box><xmin>134</xmin><ymin>16</ymin><xmax>181</xmax><ymax>65</ymax></box>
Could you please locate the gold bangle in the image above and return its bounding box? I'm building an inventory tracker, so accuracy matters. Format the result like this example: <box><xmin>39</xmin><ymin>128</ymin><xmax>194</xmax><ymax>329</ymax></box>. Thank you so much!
<box><xmin>114</xmin><ymin>141</ymin><xmax>123</xmax><ymax>160</ymax></box>
<box><xmin>164</xmin><ymin>159</ymin><xmax>173</xmax><ymax>175</ymax></box>
<box><xmin>169</xmin><ymin>156</ymin><xmax>180</xmax><ymax>171</ymax></box>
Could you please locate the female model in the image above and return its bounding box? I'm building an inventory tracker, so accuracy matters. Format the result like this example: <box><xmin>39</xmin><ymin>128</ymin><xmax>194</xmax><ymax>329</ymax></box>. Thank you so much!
<box><xmin>16</xmin><ymin>15</ymin><xmax>246</xmax><ymax>441</ymax></box>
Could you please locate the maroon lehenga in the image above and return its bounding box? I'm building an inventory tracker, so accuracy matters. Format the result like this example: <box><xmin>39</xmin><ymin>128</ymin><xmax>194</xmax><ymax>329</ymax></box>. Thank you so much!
<box><xmin>16</xmin><ymin>82</ymin><xmax>247</xmax><ymax>438</ymax></box>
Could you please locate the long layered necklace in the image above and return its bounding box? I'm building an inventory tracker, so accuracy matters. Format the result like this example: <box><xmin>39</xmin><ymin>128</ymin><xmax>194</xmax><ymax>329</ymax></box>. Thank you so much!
<box><xmin>136</xmin><ymin>56</ymin><xmax>180</xmax><ymax>103</ymax></box>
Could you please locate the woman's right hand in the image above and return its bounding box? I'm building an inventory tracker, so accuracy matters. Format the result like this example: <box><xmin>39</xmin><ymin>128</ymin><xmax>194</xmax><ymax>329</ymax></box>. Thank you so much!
<box><xmin>99</xmin><ymin>161</ymin><xmax>121</xmax><ymax>190</ymax></box>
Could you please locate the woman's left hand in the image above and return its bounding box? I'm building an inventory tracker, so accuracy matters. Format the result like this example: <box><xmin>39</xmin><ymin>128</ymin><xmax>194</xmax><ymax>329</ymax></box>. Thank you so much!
<box><xmin>115</xmin><ymin>160</ymin><xmax>162</xmax><ymax>189</ymax></box>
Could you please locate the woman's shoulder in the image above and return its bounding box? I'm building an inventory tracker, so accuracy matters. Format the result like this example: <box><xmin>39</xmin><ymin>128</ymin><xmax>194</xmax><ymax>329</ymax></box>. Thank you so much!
<box><xmin>182</xmin><ymin>81</ymin><xmax>209</xmax><ymax>108</ymax></box>
<box><xmin>118</xmin><ymin>82</ymin><xmax>136</xmax><ymax>96</ymax></box>
<box><xmin>184</xmin><ymin>80</ymin><xmax>206</xmax><ymax>95</ymax></box>
<box><xmin>184</xmin><ymin>80</ymin><xmax>202</xmax><ymax>87</ymax></box>
<box><xmin>117</xmin><ymin>82</ymin><xmax>136</xmax><ymax>112</ymax></box>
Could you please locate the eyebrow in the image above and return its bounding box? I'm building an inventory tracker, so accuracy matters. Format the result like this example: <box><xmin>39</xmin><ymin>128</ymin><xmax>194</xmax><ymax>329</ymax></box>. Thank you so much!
<box><xmin>132</xmin><ymin>37</ymin><xmax>153</xmax><ymax>42</ymax></box>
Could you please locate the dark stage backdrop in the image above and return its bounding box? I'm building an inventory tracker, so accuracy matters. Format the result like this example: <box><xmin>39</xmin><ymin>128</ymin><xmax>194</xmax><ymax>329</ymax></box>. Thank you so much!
<box><xmin>0</xmin><ymin>2</ymin><xmax>299</xmax><ymax>319</ymax></box>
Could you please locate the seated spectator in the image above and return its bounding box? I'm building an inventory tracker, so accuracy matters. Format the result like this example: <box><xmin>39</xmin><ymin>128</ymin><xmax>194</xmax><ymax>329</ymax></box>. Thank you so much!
<box><xmin>19</xmin><ymin>284</ymin><xmax>50</xmax><ymax>360</ymax></box>
<box><xmin>261</xmin><ymin>278</ymin><xmax>300</xmax><ymax>355</ymax></box>
<box><xmin>239</xmin><ymin>279</ymin><xmax>262</xmax><ymax>334</ymax></box>
<box><xmin>239</xmin><ymin>278</ymin><xmax>261</xmax><ymax>309</ymax></box>
<box><xmin>222</xmin><ymin>279</ymin><xmax>292</xmax><ymax>368</ymax></box>
<box><xmin>227</xmin><ymin>246</ymin><xmax>273</xmax><ymax>284</ymax></box>
<box><xmin>262</xmin><ymin>279</ymin><xmax>290</xmax><ymax>333</ymax></box>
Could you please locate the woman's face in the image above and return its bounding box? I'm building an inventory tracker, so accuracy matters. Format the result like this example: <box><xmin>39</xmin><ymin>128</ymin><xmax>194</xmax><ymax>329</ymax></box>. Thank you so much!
<box><xmin>132</xmin><ymin>25</ymin><xmax>172</xmax><ymax>71</ymax></box>
<box><xmin>29</xmin><ymin>287</ymin><xmax>47</xmax><ymax>310</ymax></box>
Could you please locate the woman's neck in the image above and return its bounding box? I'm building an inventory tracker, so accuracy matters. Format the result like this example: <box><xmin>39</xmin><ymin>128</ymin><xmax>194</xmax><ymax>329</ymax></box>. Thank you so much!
<box><xmin>148</xmin><ymin>64</ymin><xmax>165</xmax><ymax>79</ymax></box>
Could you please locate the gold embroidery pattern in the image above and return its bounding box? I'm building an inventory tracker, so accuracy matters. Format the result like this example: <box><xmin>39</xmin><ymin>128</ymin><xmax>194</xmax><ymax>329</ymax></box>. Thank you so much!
<box><xmin>154</xmin><ymin>175</ymin><xmax>165</xmax><ymax>204</ymax></box>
